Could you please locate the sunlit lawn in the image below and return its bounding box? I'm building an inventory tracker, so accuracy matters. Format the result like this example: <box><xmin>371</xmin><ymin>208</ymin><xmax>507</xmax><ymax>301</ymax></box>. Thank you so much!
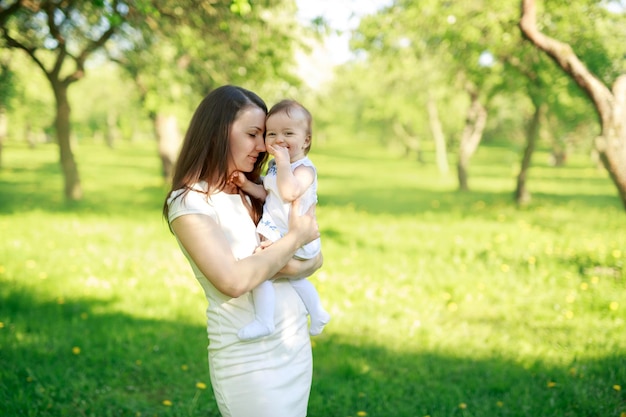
<box><xmin>0</xmin><ymin>137</ymin><xmax>624</xmax><ymax>417</ymax></box>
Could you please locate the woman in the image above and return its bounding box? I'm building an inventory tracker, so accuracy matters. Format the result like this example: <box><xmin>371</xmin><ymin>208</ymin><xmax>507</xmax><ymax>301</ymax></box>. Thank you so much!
<box><xmin>163</xmin><ymin>85</ymin><xmax>322</xmax><ymax>417</ymax></box>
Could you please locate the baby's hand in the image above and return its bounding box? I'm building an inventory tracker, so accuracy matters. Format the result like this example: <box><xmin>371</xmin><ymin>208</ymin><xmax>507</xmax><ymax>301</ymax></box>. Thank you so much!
<box><xmin>267</xmin><ymin>144</ymin><xmax>290</xmax><ymax>164</ymax></box>
<box><xmin>229</xmin><ymin>171</ymin><xmax>247</xmax><ymax>188</ymax></box>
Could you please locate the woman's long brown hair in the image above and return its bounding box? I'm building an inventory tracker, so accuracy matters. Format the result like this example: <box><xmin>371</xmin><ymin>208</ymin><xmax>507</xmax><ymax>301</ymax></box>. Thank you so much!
<box><xmin>162</xmin><ymin>85</ymin><xmax>268</xmax><ymax>227</ymax></box>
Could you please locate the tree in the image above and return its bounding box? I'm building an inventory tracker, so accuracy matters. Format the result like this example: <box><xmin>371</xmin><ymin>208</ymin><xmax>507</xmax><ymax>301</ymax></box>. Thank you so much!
<box><xmin>1</xmin><ymin>0</ymin><xmax>304</xmax><ymax>197</ymax></box>
<box><xmin>520</xmin><ymin>0</ymin><xmax>626</xmax><ymax>210</ymax></box>
<box><xmin>1</xmin><ymin>0</ymin><xmax>129</xmax><ymax>201</ymax></box>
<box><xmin>112</xmin><ymin>0</ymin><xmax>303</xmax><ymax>182</ymax></box>
<box><xmin>352</xmin><ymin>0</ymin><xmax>619</xmax><ymax>201</ymax></box>
<box><xmin>352</xmin><ymin>0</ymin><xmax>519</xmax><ymax>186</ymax></box>
<box><xmin>0</xmin><ymin>52</ymin><xmax>15</xmax><ymax>167</ymax></box>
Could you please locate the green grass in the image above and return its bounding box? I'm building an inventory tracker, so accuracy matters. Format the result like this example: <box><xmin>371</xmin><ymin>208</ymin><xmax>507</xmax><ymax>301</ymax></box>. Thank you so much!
<box><xmin>1</xmin><ymin>137</ymin><xmax>625</xmax><ymax>417</ymax></box>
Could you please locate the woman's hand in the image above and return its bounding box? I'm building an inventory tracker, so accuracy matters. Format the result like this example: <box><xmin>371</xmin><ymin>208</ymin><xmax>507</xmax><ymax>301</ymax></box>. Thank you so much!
<box><xmin>287</xmin><ymin>198</ymin><xmax>319</xmax><ymax>249</ymax></box>
<box><xmin>275</xmin><ymin>252</ymin><xmax>323</xmax><ymax>280</ymax></box>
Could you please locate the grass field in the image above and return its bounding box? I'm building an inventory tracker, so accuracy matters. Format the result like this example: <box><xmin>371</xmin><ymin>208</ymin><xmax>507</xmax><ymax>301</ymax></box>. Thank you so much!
<box><xmin>0</xmin><ymin>137</ymin><xmax>624</xmax><ymax>417</ymax></box>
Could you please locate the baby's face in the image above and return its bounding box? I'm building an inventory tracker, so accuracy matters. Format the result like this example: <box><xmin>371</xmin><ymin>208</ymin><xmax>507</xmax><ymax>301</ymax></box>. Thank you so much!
<box><xmin>265</xmin><ymin>110</ymin><xmax>310</xmax><ymax>162</ymax></box>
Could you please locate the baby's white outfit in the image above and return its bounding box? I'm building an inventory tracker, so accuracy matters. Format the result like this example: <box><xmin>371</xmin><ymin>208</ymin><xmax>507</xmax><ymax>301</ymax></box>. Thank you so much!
<box><xmin>239</xmin><ymin>156</ymin><xmax>330</xmax><ymax>340</ymax></box>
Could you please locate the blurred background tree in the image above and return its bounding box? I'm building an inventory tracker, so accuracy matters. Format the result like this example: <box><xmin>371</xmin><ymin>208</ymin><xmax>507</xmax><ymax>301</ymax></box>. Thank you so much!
<box><xmin>1</xmin><ymin>0</ymin><xmax>624</xmax><ymax>208</ymax></box>
<box><xmin>0</xmin><ymin>0</ymin><xmax>306</xmax><ymax>199</ymax></box>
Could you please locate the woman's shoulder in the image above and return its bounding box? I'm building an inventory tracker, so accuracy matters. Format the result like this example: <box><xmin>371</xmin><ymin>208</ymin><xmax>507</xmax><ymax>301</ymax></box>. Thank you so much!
<box><xmin>167</xmin><ymin>182</ymin><xmax>216</xmax><ymax>222</ymax></box>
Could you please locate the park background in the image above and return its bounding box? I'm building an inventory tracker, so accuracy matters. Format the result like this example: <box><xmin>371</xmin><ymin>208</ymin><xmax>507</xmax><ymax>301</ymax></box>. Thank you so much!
<box><xmin>0</xmin><ymin>0</ymin><xmax>625</xmax><ymax>416</ymax></box>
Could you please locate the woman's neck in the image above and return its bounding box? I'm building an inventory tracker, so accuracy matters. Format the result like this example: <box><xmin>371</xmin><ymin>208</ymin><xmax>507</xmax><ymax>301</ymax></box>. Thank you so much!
<box><xmin>222</xmin><ymin>183</ymin><xmax>238</xmax><ymax>194</ymax></box>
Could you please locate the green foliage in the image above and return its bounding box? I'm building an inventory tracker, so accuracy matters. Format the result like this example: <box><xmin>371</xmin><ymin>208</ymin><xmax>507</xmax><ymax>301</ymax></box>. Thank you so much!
<box><xmin>113</xmin><ymin>0</ymin><xmax>304</xmax><ymax>118</ymax></box>
<box><xmin>69</xmin><ymin>62</ymin><xmax>150</xmax><ymax>142</ymax></box>
<box><xmin>3</xmin><ymin>52</ymin><xmax>54</xmax><ymax>138</ymax></box>
<box><xmin>0</xmin><ymin>136</ymin><xmax>624</xmax><ymax>416</ymax></box>
<box><xmin>345</xmin><ymin>0</ymin><xmax>624</xmax><ymax>153</ymax></box>
<box><xmin>0</xmin><ymin>53</ymin><xmax>15</xmax><ymax>110</ymax></box>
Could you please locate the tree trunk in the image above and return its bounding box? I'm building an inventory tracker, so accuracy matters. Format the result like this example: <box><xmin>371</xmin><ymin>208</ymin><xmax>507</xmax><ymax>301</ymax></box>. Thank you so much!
<box><xmin>515</xmin><ymin>102</ymin><xmax>543</xmax><ymax>205</ymax></box>
<box><xmin>106</xmin><ymin>109</ymin><xmax>118</xmax><ymax>149</ymax></box>
<box><xmin>0</xmin><ymin>107</ymin><xmax>6</xmax><ymax>168</ymax></box>
<box><xmin>154</xmin><ymin>113</ymin><xmax>181</xmax><ymax>182</ymax></box>
<box><xmin>392</xmin><ymin>121</ymin><xmax>424</xmax><ymax>163</ymax></box>
<box><xmin>457</xmin><ymin>90</ymin><xmax>488</xmax><ymax>191</ymax></box>
<box><xmin>427</xmin><ymin>93</ymin><xmax>449</xmax><ymax>175</ymax></box>
<box><xmin>520</xmin><ymin>0</ymin><xmax>626</xmax><ymax>210</ymax></box>
<box><xmin>53</xmin><ymin>82</ymin><xmax>82</xmax><ymax>201</ymax></box>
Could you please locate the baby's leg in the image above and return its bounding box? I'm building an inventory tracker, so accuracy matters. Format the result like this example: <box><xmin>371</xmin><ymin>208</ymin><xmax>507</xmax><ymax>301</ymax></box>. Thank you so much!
<box><xmin>290</xmin><ymin>278</ymin><xmax>330</xmax><ymax>336</ymax></box>
<box><xmin>238</xmin><ymin>281</ymin><xmax>276</xmax><ymax>340</ymax></box>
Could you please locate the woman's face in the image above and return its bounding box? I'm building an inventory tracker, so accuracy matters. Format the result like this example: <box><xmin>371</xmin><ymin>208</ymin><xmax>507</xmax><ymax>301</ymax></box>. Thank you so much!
<box><xmin>228</xmin><ymin>106</ymin><xmax>266</xmax><ymax>174</ymax></box>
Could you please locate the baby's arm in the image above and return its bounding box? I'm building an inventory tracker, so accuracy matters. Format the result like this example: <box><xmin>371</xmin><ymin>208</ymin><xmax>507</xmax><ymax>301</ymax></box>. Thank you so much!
<box><xmin>269</xmin><ymin>144</ymin><xmax>315</xmax><ymax>202</ymax></box>
<box><xmin>230</xmin><ymin>171</ymin><xmax>267</xmax><ymax>201</ymax></box>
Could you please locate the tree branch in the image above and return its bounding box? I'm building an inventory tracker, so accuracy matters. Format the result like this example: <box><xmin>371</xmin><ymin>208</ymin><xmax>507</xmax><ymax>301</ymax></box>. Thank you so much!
<box><xmin>0</xmin><ymin>0</ymin><xmax>22</xmax><ymax>25</ymax></box>
<box><xmin>519</xmin><ymin>0</ymin><xmax>613</xmax><ymax>121</ymax></box>
<box><xmin>1</xmin><ymin>29</ymin><xmax>50</xmax><ymax>79</ymax></box>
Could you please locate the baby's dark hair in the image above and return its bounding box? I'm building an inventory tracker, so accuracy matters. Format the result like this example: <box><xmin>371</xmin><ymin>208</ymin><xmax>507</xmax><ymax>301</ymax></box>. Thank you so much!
<box><xmin>268</xmin><ymin>99</ymin><xmax>313</xmax><ymax>154</ymax></box>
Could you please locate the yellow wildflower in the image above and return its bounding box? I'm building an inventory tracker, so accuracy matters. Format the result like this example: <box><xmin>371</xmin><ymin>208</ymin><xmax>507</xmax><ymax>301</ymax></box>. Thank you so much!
<box><xmin>613</xmin><ymin>385</ymin><xmax>621</xmax><ymax>391</ymax></box>
<box><xmin>196</xmin><ymin>382</ymin><xmax>207</xmax><ymax>390</ymax></box>
<box><xmin>547</xmin><ymin>381</ymin><xmax>556</xmax><ymax>388</ymax></box>
<box><xmin>72</xmin><ymin>346</ymin><xmax>81</xmax><ymax>355</ymax></box>
<box><xmin>162</xmin><ymin>400</ymin><xmax>172</xmax><ymax>406</ymax></box>
<box><xmin>459</xmin><ymin>403</ymin><xmax>467</xmax><ymax>409</ymax></box>
<box><xmin>609</xmin><ymin>301</ymin><xmax>619</xmax><ymax>311</ymax></box>
<box><xmin>357</xmin><ymin>412</ymin><xmax>367</xmax><ymax>417</ymax></box>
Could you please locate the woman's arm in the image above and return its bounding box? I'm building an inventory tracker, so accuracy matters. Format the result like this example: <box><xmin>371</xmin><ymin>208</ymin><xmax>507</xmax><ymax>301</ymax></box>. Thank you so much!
<box><xmin>171</xmin><ymin>199</ymin><xmax>319</xmax><ymax>298</ymax></box>
<box><xmin>274</xmin><ymin>252</ymin><xmax>323</xmax><ymax>280</ymax></box>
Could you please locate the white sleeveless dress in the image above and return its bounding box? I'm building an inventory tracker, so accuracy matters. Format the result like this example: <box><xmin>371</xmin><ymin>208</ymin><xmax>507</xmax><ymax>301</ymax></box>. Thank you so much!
<box><xmin>167</xmin><ymin>182</ymin><xmax>312</xmax><ymax>417</ymax></box>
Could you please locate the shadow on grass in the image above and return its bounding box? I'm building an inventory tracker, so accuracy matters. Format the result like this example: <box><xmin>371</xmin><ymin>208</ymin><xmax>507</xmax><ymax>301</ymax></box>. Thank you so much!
<box><xmin>0</xmin><ymin>165</ymin><xmax>167</xmax><ymax>217</ymax></box>
<box><xmin>0</xmin><ymin>141</ymin><xmax>168</xmax><ymax>217</ymax></box>
<box><xmin>320</xmin><ymin>185</ymin><xmax>622</xmax><ymax>217</ymax></box>
<box><xmin>1</xmin><ymin>289</ymin><xmax>624</xmax><ymax>417</ymax></box>
<box><xmin>2</xmin><ymin>141</ymin><xmax>621</xmax><ymax>217</ymax></box>
<box><xmin>0</xmin><ymin>288</ymin><xmax>219</xmax><ymax>417</ymax></box>
<box><xmin>310</xmin><ymin>334</ymin><xmax>625</xmax><ymax>417</ymax></box>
